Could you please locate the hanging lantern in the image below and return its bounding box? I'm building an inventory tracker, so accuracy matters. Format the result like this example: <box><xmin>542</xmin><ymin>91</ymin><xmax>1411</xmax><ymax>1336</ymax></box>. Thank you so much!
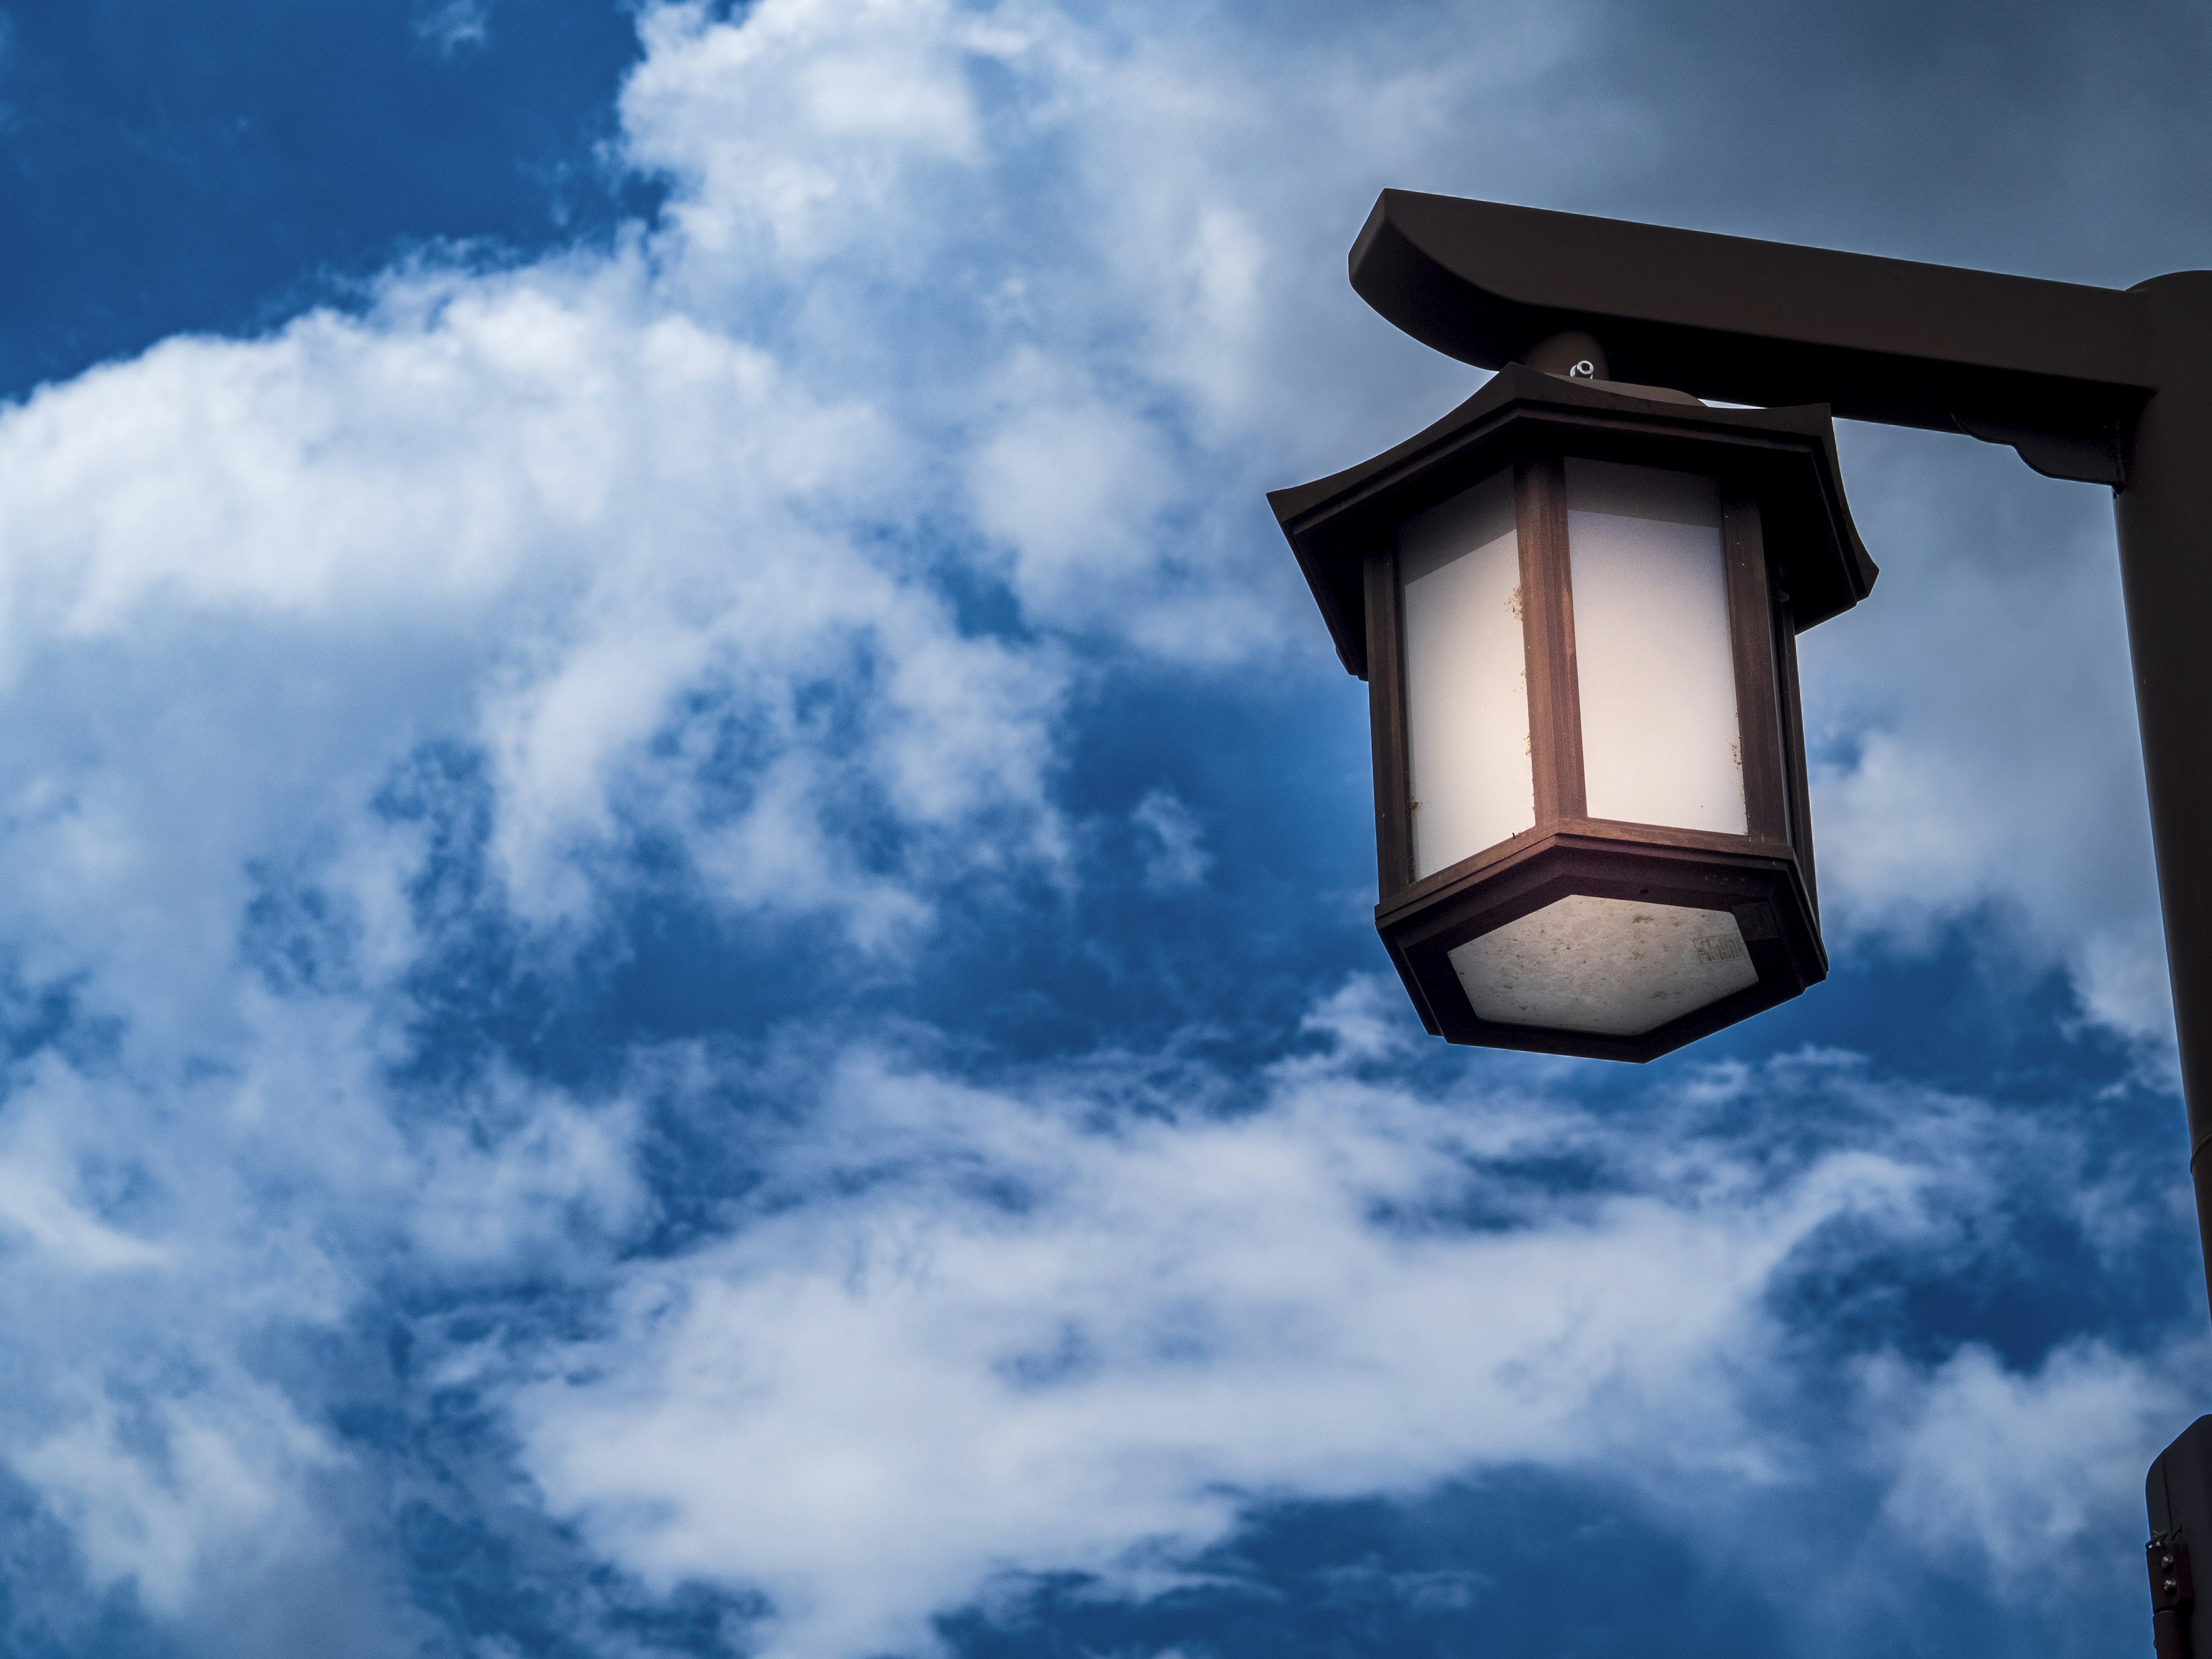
<box><xmin>1270</xmin><ymin>340</ymin><xmax>1876</xmax><ymax>1060</ymax></box>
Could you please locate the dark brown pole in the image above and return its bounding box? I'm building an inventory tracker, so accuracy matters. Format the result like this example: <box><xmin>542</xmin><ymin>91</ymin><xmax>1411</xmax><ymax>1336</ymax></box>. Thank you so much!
<box><xmin>2114</xmin><ymin>271</ymin><xmax>2212</xmax><ymax>1325</ymax></box>
<box><xmin>2128</xmin><ymin>274</ymin><xmax>2212</xmax><ymax>1654</ymax></box>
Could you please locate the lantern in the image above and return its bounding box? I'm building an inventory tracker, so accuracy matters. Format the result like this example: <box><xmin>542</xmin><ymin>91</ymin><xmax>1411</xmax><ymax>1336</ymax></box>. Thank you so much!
<box><xmin>1270</xmin><ymin>342</ymin><xmax>1876</xmax><ymax>1060</ymax></box>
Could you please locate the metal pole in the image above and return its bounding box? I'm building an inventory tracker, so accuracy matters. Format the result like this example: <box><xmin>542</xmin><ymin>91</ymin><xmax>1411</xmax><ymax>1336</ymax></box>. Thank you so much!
<box><xmin>2113</xmin><ymin>271</ymin><xmax>2212</xmax><ymax>1324</ymax></box>
<box><xmin>2122</xmin><ymin>275</ymin><xmax>2212</xmax><ymax>1659</ymax></box>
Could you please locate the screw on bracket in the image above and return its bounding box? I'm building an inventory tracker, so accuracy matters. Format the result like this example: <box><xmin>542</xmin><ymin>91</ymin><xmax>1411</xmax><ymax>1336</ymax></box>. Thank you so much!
<box><xmin>2152</xmin><ymin>1531</ymin><xmax>2195</xmax><ymax>1659</ymax></box>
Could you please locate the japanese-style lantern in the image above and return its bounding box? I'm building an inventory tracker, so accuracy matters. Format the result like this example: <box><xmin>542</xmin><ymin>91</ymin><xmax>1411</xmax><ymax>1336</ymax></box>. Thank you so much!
<box><xmin>1270</xmin><ymin>343</ymin><xmax>1876</xmax><ymax>1060</ymax></box>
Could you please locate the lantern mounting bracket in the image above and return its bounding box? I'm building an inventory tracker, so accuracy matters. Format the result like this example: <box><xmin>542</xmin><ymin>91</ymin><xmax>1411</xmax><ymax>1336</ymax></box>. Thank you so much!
<box><xmin>1348</xmin><ymin>191</ymin><xmax>2154</xmax><ymax>485</ymax></box>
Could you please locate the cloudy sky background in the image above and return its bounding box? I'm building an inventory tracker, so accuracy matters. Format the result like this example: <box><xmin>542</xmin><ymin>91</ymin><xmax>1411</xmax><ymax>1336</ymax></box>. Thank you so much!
<box><xmin>0</xmin><ymin>1</ymin><xmax>2206</xmax><ymax>1654</ymax></box>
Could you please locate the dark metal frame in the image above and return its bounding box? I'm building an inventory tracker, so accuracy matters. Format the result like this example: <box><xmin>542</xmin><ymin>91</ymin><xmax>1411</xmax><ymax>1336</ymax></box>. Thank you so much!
<box><xmin>1271</xmin><ymin>365</ymin><xmax>1868</xmax><ymax>1059</ymax></box>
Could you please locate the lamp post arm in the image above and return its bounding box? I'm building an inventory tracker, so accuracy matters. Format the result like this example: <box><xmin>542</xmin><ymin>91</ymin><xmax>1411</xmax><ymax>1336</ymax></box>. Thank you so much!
<box><xmin>1350</xmin><ymin>191</ymin><xmax>2157</xmax><ymax>483</ymax></box>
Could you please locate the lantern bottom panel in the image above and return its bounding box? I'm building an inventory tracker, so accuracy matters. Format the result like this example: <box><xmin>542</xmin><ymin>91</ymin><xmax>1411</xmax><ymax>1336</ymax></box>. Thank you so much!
<box><xmin>1377</xmin><ymin>827</ymin><xmax>1825</xmax><ymax>1062</ymax></box>
<box><xmin>1448</xmin><ymin>894</ymin><xmax>1759</xmax><ymax>1037</ymax></box>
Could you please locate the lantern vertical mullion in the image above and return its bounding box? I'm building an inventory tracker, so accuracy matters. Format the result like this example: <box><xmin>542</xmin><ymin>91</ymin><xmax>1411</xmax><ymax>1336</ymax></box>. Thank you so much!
<box><xmin>1363</xmin><ymin>546</ymin><xmax>1415</xmax><ymax>898</ymax></box>
<box><xmin>1772</xmin><ymin>595</ymin><xmax>1819</xmax><ymax>912</ymax></box>
<box><xmin>1514</xmin><ymin>452</ymin><xmax>1585</xmax><ymax>825</ymax></box>
<box><xmin>1721</xmin><ymin>493</ymin><xmax>1790</xmax><ymax>843</ymax></box>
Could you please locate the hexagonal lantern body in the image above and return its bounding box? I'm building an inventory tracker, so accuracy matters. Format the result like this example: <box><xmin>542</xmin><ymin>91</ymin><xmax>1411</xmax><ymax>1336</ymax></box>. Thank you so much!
<box><xmin>1270</xmin><ymin>365</ymin><xmax>1876</xmax><ymax>1061</ymax></box>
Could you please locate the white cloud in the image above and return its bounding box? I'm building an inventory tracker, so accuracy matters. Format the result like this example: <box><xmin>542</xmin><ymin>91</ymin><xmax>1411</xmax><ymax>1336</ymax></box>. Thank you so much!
<box><xmin>17</xmin><ymin>1378</ymin><xmax>338</xmax><ymax>1615</ymax></box>
<box><xmin>510</xmin><ymin>1014</ymin><xmax>2164</xmax><ymax>1659</ymax></box>
<box><xmin>1131</xmin><ymin>787</ymin><xmax>1209</xmax><ymax>891</ymax></box>
<box><xmin>0</xmin><ymin>249</ymin><xmax>1071</xmax><ymax>986</ymax></box>
<box><xmin>413</xmin><ymin>0</ymin><xmax>490</xmax><ymax>56</ymax></box>
<box><xmin>1870</xmin><ymin>1338</ymin><xmax>2189</xmax><ymax>1589</ymax></box>
<box><xmin>1805</xmin><ymin>426</ymin><xmax>2170</xmax><ymax>1056</ymax></box>
<box><xmin>620</xmin><ymin>0</ymin><xmax>1006</xmax><ymax>269</ymax></box>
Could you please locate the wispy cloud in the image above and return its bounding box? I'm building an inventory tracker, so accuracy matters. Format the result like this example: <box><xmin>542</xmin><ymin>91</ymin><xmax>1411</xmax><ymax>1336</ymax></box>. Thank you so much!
<box><xmin>414</xmin><ymin>0</ymin><xmax>491</xmax><ymax>56</ymax></box>
<box><xmin>507</xmin><ymin>1006</ymin><xmax>2184</xmax><ymax>1658</ymax></box>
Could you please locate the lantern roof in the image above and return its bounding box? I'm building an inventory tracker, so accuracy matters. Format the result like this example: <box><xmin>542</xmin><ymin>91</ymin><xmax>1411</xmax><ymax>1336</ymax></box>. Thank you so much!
<box><xmin>1268</xmin><ymin>363</ymin><xmax>1877</xmax><ymax>679</ymax></box>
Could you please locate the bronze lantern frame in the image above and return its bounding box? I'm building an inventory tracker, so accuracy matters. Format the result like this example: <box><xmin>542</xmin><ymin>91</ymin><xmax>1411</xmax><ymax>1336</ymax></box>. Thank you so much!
<box><xmin>1270</xmin><ymin>363</ymin><xmax>1877</xmax><ymax>1061</ymax></box>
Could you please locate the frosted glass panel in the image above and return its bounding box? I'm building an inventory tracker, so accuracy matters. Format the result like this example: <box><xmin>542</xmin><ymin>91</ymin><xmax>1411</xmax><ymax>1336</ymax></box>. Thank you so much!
<box><xmin>1566</xmin><ymin>460</ymin><xmax>1746</xmax><ymax>834</ymax></box>
<box><xmin>1398</xmin><ymin>473</ymin><xmax>1533</xmax><ymax>879</ymax></box>
<box><xmin>1448</xmin><ymin>895</ymin><xmax>1758</xmax><ymax>1036</ymax></box>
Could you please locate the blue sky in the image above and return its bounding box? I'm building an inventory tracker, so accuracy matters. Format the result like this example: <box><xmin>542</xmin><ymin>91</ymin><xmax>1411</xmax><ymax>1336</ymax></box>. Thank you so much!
<box><xmin>0</xmin><ymin>2</ymin><xmax>2206</xmax><ymax>1655</ymax></box>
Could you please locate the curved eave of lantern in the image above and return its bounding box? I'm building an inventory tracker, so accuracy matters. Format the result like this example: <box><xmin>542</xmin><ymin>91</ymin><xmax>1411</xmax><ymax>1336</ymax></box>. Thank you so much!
<box><xmin>1267</xmin><ymin>363</ymin><xmax>1878</xmax><ymax>679</ymax></box>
